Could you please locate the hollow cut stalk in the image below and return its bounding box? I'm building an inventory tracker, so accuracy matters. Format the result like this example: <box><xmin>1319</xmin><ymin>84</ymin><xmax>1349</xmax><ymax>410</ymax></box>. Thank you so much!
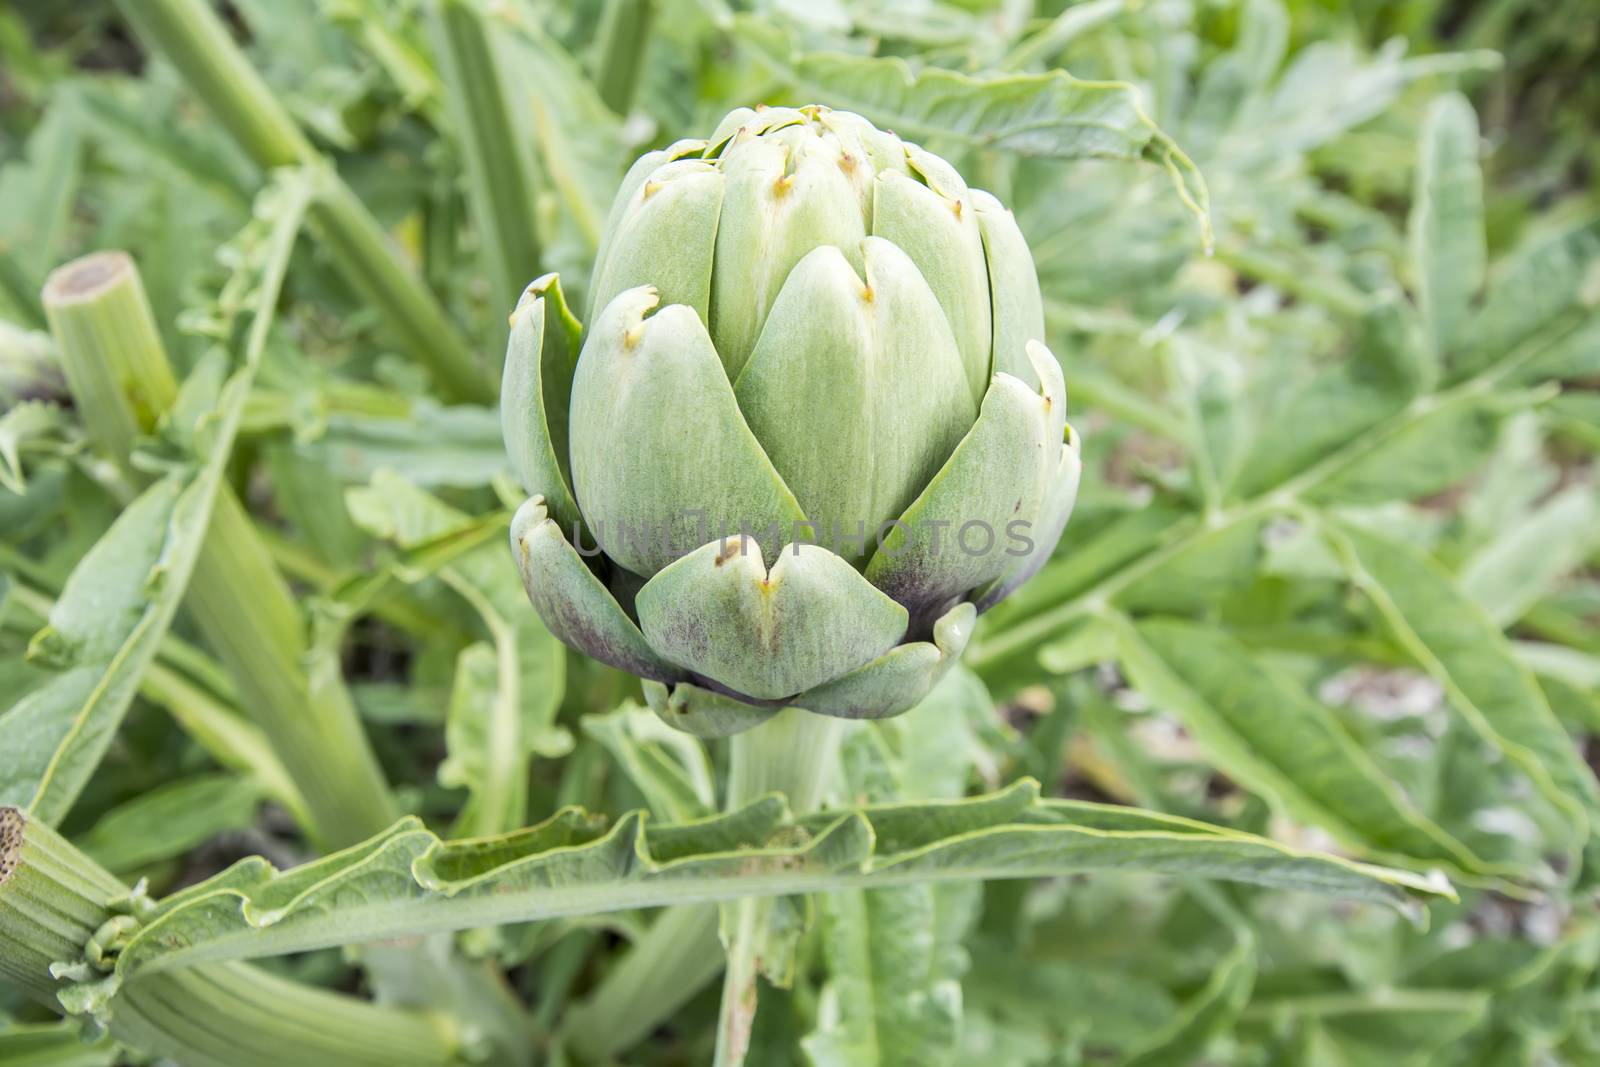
<box><xmin>113</xmin><ymin>0</ymin><xmax>493</xmax><ymax>404</ymax></box>
<box><xmin>43</xmin><ymin>252</ymin><xmax>395</xmax><ymax>849</ymax></box>
<box><xmin>0</xmin><ymin>807</ymin><xmax>458</xmax><ymax>1067</ymax></box>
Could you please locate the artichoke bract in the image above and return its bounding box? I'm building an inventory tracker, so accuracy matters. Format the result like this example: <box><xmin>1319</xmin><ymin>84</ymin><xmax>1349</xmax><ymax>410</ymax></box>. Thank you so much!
<box><xmin>503</xmin><ymin>104</ymin><xmax>1080</xmax><ymax>736</ymax></box>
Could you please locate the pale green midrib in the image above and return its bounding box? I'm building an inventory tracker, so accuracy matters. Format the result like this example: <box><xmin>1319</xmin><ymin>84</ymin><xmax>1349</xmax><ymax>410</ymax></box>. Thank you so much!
<box><xmin>120</xmin><ymin>855</ymin><xmax>1419</xmax><ymax>980</ymax></box>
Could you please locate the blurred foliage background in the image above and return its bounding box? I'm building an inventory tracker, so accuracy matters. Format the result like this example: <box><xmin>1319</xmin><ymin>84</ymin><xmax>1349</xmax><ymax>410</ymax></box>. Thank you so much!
<box><xmin>2</xmin><ymin>0</ymin><xmax>1598</xmax><ymax>1064</ymax></box>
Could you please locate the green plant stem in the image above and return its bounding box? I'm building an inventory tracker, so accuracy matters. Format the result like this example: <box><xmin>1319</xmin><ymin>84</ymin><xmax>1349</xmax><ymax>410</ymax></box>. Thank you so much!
<box><xmin>594</xmin><ymin>0</ymin><xmax>655</xmax><ymax>115</ymax></box>
<box><xmin>716</xmin><ymin>709</ymin><xmax>844</xmax><ymax>1067</ymax></box>
<box><xmin>113</xmin><ymin>0</ymin><xmax>492</xmax><ymax>404</ymax></box>
<box><xmin>567</xmin><ymin>709</ymin><xmax>843</xmax><ymax>1061</ymax></box>
<box><xmin>564</xmin><ymin>905</ymin><xmax>723</xmax><ymax>1058</ymax></box>
<box><xmin>42</xmin><ymin>252</ymin><xmax>395</xmax><ymax>849</ymax></box>
<box><xmin>0</xmin><ymin>808</ymin><xmax>459</xmax><ymax>1067</ymax></box>
<box><xmin>430</xmin><ymin>0</ymin><xmax>544</xmax><ymax>349</ymax></box>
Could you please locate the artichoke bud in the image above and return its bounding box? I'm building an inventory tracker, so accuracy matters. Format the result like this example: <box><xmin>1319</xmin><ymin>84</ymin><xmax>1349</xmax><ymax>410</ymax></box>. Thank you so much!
<box><xmin>504</xmin><ymin>104</ymin><xmax>1079</xmax><ymax>735</ymax></box>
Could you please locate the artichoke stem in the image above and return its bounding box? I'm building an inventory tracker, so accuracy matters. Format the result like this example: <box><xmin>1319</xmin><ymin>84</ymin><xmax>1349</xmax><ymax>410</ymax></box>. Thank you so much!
<box><xmin>717</xmin><ymin>709</ymin><xmax>844</xmax><ymax>1067</ymax></box>
<box><xmin>725</xmin><ymin>707</ymin><xmax>844</xmax><ymax>812</ymax></box>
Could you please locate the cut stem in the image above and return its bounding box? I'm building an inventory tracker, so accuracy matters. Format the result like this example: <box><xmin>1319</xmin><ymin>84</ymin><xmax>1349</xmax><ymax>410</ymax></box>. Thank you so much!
<box><xmin>43</xmin><ymin>252</ymin><xmax>396</xmax><ymax>849</ymax></box>
<box><xmin>0</xmin><ymin>808</ymin><xmax>458</xmax><ymax>1067</ymax></box>
<box><xmin>113</xmin><ymin>0</ymin><xmax>492</xmax><ymax>403</ymax></box>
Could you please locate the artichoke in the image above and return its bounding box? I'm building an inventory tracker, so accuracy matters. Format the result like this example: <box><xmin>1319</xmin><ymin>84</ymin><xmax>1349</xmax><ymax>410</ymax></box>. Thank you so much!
<box><xmin>503</xmin><ymin>104</ymin><xmax>1080</xmax><ymax>736</ymax></box>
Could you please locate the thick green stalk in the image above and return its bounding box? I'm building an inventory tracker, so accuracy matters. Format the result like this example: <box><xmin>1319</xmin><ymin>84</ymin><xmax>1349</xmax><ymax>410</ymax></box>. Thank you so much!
<box><xmin>430</xmin><ymin>0</ymin><xmax>544</xmax><ymax>349</ymax></box>
<box><xmin>594</xmin><ymin>0</ymin><xmax>655</xmax><ymax>115</ymax></box>
<box><xmin>716</xmin><ymin>709</ymin><xmax>844</xmax><ymax>1067</ymax></box>
<box><xmin>42</xmin><ymin>253</ymin><xmax>395</xmax><ymax>849</ymax></box>
<box><xmin>113</xmin><ymin>0</ymin><xmax>493</xmax><ymax>404</ymax></box>
<box><xmin>0</xmin><ymin>808</ymin><xmax>459</xmax><ymax>1067</ymax></box>
<box><xmin>565</xmin><ymin>904</ymin><xmax>723</xmax><ymax>1058</ymax></box>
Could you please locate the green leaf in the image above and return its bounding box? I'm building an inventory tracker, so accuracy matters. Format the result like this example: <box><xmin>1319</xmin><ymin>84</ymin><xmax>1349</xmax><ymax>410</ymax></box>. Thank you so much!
<box><xmin>0</xmin><ymin>105</ymin><xmax>83</xmax><ymax>322</ymax></box>
<box><xmin>349</xmin><ymin>471</ymin><xmax>570</xmax><ymax>836</ymax></box>
<box><xmin>73</xmin><ymin>782</ymin><xmax>1449</xmax><ymax>1002</ymax></box>
<box><xmin>802</xmin><ymin>884</ymin><xmax>970</xmax><ymax>1067</ymax></box>
<box><xmin>0</xmin><ymin>178</ymin><xmax>310</xmax><ymax>827</ymax></box>
<box><xmin>1409</xmin><ymin>93</ymin><xmax>1485</xmax><ymax>367</ymax></box>
<box><xmin>0</xmin><ymin>400</ymin><xmax>71</xmax><ymax>495</ymax></box>
<box><xmin>297</xmin><ymin>403</ymin><xmax>507</xmax><ymax>489</ymax></box>
<box><xmin>803</xmin><ymin>685</ymin><xmax>984</xmax><ymax>1067</ymax></box>
<box><xmin>583</xmin><ymin>704</ymin><xmax>716</xmax><ymax>822</ymax></box>
<box><xmin>493</xmin><ymin>10</ymin><xmax>623</xmax><ymax>256</ymax></box>
<box><xmin>1121</xmin><ymin>924</ymin><xmax>1255</xmax><ymax>1067</ymax></box>
<box><xmin>1114</xmin><ymin>615</ymin><xmax>1504</xmax><ymax>879</ymax></box>
<box><xmin>428</xmin><ymin>0</ymin><xmax>545</xmax><ymax>337</ymax></box>
<box><xmin>74</xmin><ymin>774</ymin><xmax>265</xmax><ymax>875</ymax></box>
<box><xmin>1274</xmin><ymin>989</ymin><xmax>1492</xmax><ymax>1064</ymax></box>
<box><xmin>1458</xmin><ymin>485</ymin><xmax>1600</xmax><ymax>627</ymax></box>
<box><xmin>1</xmin><ymin>472</ymin><xmax>218</xmax><ymax>824</ymax></box>
<box><xmin>730</xmin><ymin>17</ymin><xmax>1210</xmax><ymax>246</ymax></box>
<box><xmin>1304</xmin><ymin>398</ymin><xmax>1501</xmax><ymax>506</ymax></box>
<box><xmin>1231</xmin><ymin>301</ymin><xmax>1419</xmax><ymax>500</ymax></box>
<box><xmin>1453</xmin><ymin>218</ymin><xmax>1600</xmax><ymax>379</ymax></box>
<box><xmin>1323</xmin><ymin>521</ymin><xmax>1600</xmax><ymax>878</ymax></box>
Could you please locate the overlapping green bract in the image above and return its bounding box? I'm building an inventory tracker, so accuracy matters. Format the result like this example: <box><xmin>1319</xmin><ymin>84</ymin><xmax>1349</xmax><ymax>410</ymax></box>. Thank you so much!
<box><xmin>503</xmin><ymin>106</ymin><xmax>1080</xmax><ymax>733</ymax></box>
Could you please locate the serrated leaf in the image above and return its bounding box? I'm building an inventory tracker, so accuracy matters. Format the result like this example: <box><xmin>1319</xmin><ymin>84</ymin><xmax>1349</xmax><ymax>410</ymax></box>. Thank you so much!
<box><xmin>1114</xmin><ymin>616</ymin><xmax>1504</xmax><ymax>880</ymax></box>
<box><xmin>1324</xmin><ymin>520</ymin><xmax>1600</xmax><ymax>880</ymax></box>
<box><xmin>731</xmin><ymin>17</ymin><xmax>1210</xmax><ymax>245</ymax></box>
<box><xmin>71</xmin><ymin>783</ymin><xmax>1449</xmax><ymax>996</ymax></box>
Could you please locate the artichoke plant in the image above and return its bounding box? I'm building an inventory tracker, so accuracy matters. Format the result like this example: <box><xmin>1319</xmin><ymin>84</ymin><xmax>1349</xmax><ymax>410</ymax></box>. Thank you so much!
<box><xmin>504</xmin><ymin>104</ymin><xmax>1080</xmax><ymax>736</ymax></box>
